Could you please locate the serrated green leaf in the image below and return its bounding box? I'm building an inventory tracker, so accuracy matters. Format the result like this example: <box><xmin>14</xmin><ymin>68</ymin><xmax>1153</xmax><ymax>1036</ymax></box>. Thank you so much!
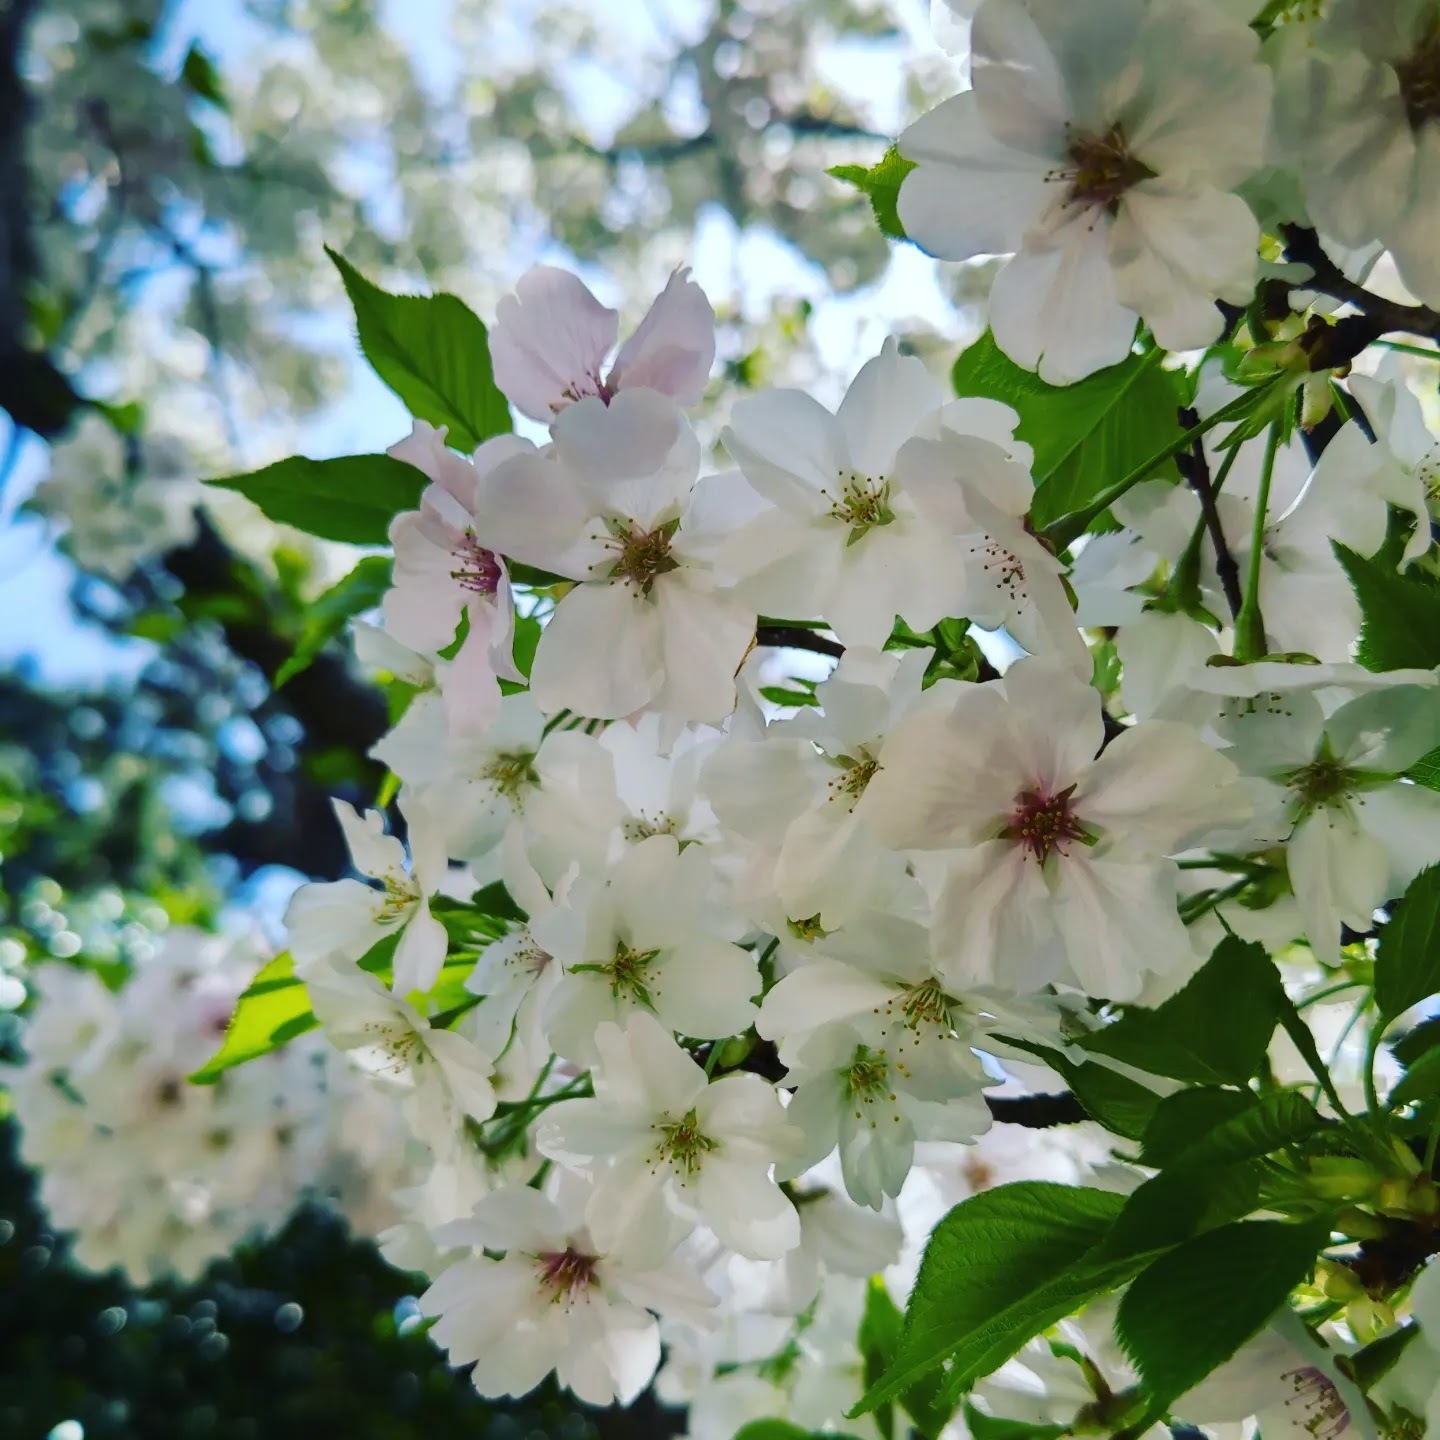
<box><xmin>327</xmin><ymin>248</ymin><xmax>511</xmax><ymax>452</ymax></box>
<box><xmin>207</xmin><ymin>454</ymin><xmax>425</xmax><ymax>545</ymax></box>
<box><xmin>1078</xmin><ymin>936</ymin><xmax>1284</xmax><ymax>1087</ymax></box>
<box><xmin>1098</xmin><ymin>1162</ymin><xmax>1265</xmax><ymax>1261</ymax></box>
<box><xmin>858</xmin><ymin>1276</ymin><xmax>955</xmax><ymax>1440</ymax></box>
<box><xmin>854</xmin><ymin>1183</ymin><xmax>1131</xmax><ymax>1414</ymax></box>
<box><xmin>1375</xmin><ymin>864</ymin><xmax>1440</xmax><ymax>1023</ymax></box>
<box><xmin>275</xmin><ymin>556</ymin><xmax>392</xmax><ymax>688</ymax></box>
<box><xmin>1115</xmin><ymin>1220</ymin><xmax>1330</xmax><ymax>1409</ymax></box>
<box><xmin>1405</xmin><ymin>745</ymin><xmax>1440</xmax><ymax>791</ymax></box>
<box><xmin>1140</xmin><ymin>1088</ymin><xmax>1321</xmax><ymax>1170</ymax></box>
<box><xmin>190</xmin><ymin>953</ymin><xmax>316</xmax><ymax>1083</ymax></box>
<box><xmin>963</xmin><ymin>1405</ymin><xmax>1069</xmax><ymax>1440</ymax></box>
<box><xmin>1334</xmin><ymin>543</ymin><xmax>1440</xmax><ymax>671</ymax></box>
<box><xmin>950</xmin><ymin>332</ymin><xmax>1187</xmax><ymax>530</ymax></box>
<box><xmin>828</xmin><ymin>146</ymin><xmax>916</xmax><ymax>241</ymax></box>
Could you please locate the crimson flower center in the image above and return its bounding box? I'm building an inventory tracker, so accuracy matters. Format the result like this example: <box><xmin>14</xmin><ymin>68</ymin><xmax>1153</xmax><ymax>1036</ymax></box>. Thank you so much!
<box><xmin>1006</xmin><ymin>784</ymin><xmax>1088</xmax><ymax>862</ymax></box>
<box><xmin>451</xmin><ymin>534</ymin><xmax>502</xmax><ymax>595</ymax></box>
<box><xmin>534</xmin><ymin>1247</ymin><xmax>599</xmax><ymax>1304</ymax></box>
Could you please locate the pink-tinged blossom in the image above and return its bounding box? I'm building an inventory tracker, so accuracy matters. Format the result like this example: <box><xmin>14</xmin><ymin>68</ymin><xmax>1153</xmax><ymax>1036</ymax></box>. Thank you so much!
<box><xmin>863</xmin><ymin>657</ymin><xmax>1250</xmax><ymax>1000</ymax></box>
<box><xmin>384</xmin><ymin>421</ymin><xmax>528</xmax><ymax>733</ymax></box>
<box><xmin>490</xmin><ymin>265</ymin><xmax>715</xmax><ymax>423</ymax></box>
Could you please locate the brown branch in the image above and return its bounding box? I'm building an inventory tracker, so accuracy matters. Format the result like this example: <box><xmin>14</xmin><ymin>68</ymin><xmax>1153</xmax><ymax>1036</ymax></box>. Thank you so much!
<box><xmin>984</xmin><ymin>1091</ymin><xmax>1088</xmax><ymax>1128</ymax></box>
<box><xmin>1174</xmin><ymin>405</ymin><xmax>1242</xmax><ymax>620</ymax></box>
<box><xmin>754</xmin><ymin>624</ymin><xmax>845</xmax><ymax>659</ymax></box>
<box><xmin>1282</xmin><ymin>225</ymin><xmax>1440</xmax><ymax>368</ymax></box>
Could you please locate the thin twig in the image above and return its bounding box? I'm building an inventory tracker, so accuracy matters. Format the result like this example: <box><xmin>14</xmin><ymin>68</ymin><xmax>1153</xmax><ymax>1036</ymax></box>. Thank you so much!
<box><xmin>754</xmin><ymin>624</ymin><xmax>845</xmax><ymax>659</ymax></box>
<box><xmin>983</xmin><ymin>1092</ymin><xmax>1087</xmax><ymax>1128</ymax></box>
<box><xmin>1174</xmin><ymin>406</ymin><xmax>1242</xmax><ymax>619</ymax></box>
<box><xmin>1282</xmin><ymin>225</ymin><xmax>1440</xmax><ymax>367</ymax></box>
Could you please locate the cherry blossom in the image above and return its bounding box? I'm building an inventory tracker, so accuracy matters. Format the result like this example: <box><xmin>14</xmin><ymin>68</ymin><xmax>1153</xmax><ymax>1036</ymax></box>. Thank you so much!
<box><xmin>898</xmin><ymin>0</ymin><xmax>1271</xmax><ymax>381</ymax></box>
<box><xmin>490</xmin><ymin>265</ymin><xmax>716</xmax><ymax>423</ymax></box>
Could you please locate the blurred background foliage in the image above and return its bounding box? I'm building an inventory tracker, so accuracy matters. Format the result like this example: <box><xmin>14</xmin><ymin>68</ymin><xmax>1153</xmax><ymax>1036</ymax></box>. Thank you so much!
<box><xmin>0</xmin><ymin>0</ymin><xmax>974</xmax><ymax>1434</ymax></box>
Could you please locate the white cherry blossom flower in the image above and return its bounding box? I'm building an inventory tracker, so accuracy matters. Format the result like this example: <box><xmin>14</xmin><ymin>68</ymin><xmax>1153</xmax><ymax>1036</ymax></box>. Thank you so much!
<box><xmin>303</xmin><ymin>958</ymin><xmax>496</xmax><ymax>1154</ymax></box>
<box><xmin>478</xmin><ymin>389</ymin><xmax>754</xmax><ymax>722</ymax></box>
<box><xmin>490</xmin><ymin>264</ymin><xmax>715</xmax><ymax>423</ymax></box>
<box><xmin>421</xmin><ymin>1178</ymin><xmax>716</xmax><ymax>1405</ymax></box>
<box><xmin>898</xmin><ymin>0</ymin><xmax>1271</xmax><ymax>381</ymax></box>
<box><xmin>1274</xmin><ymin>0</ymin><xmax>1440</xmax><ymax>306</ymax></box>
<box><xmin>284</xmin><ymin>796</ymin><xmax>450</xmax><ymax>995</ymax></box>
<box><xmin>463</xmin><ymin>830</ymin><xmax>564</xmax><ymax>1063</ymax></box>
<box><xmin>537</xmin><ymin>1011</ymin><xmax>802</xmax><ymax>1267</ymax></box>
<box><xmin>1218</xmin><ymin>681</ymin><xmax>1440</xmax><ymax>959</ymax></box>
<box><xmin>864</xmin><ymin>657</ymin><xmax>1250</xmax><ymax>999</ymax></box>
<box><xmin>383</xmin><ymin>420</ymin><xmax>528</xmax><ymax>731</ymax></box>
<box><xmin>719</xmin><ymin>341</ymin><xmax>1084</xmax><ymax>667</ymax></box>
<box><xmin>537</xmin><ymin>834</ymin><xmax>761</xmax><ymax>1063</ymax></box>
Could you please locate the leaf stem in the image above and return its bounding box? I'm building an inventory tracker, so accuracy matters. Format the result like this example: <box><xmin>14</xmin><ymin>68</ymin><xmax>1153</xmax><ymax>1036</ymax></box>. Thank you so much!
<box><xmin>1232</xmin><ymin>423</ymin><xmax>1281</xmax><ymax>663</ymax></box>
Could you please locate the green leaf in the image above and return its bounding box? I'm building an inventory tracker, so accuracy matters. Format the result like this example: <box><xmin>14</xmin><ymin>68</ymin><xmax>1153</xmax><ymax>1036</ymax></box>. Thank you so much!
<box><xmin>1115</xmin><ymin>1220</ymin><xmax>1330</xmax><ymax>1409</ymax></box>
<box><xmin>1392</xmin><ymin>1014</ymin><xmax>1440</xmax><ymax>1070</ymax></box>
<box><xmin>1099</xmin><ymin>1163</ymin><xmax>1265</xmax><ymax>1260</ymax></box>
<box><xmin>470</xmin><ymin>880</ymin><xmax>527</xmax><ymax>923</ymax></box>
<box><xmin>1388</xmin><ymin>1045</ymin><xmax>1440</xmax><ymax>1109</ymax></box>
<box><xmin>181</xmin><ymin>43</ymin><xmax>228</xmax><ymax>109</ymax></box>
<box><xmin>828</xmin><ymin>146</ymin><xmax>916</xmax><ymax>241</ymax></box>
<box><xmin>190</xmin><ymin>954</ymin><xmax>316</xmax><ymax>1083</ymax></box>
<box><xmin>950</xmin><ymin>332</ymin><xmax>1187</xmax><ymax>531</ymax></box>
<box><xmin>1334</xmin><ymin>543</ymin><xmax>1440</xmax><ymax>671</ymax></box>
<box><xmin>1078</xmin><ymin>936</ymin><xmax>1284</xmax><ymax>1087</ymax></box>
<box><xmin>962</xmin><ymin>1405</ymin><xmax>1069</xmax><ymax>1440</ymax></box>
<box><xmin>760</xmin><ymin>685</ymin><xmax>823</xmax><ymax>708</ymax></box>
<box><xmin>855</xmin><ymin>1183</ymin><xmax>1132</xmax><ymax>1414</ymax></box>
<box><xmin>208</xmin><ymin>454</ymin><xmax>425</xmax><ymax>545</ymax></box>
<box><xmin>858</xmin><ymin>1277</ymin><xmax>954</xmax><ymax>1440</ymax></box>
<box><xmin>999</xmin><ymin>1037</ymin><xmax>1162</xmax><ymax>1141</ymax></box>
<box><xmin>1405</xmin><ymin>744</ymin><xmax>1440</xmax><ymax>791</ymax></box>
<box><xmin>1376</xmin><ymin>864</ymin><xmax>1440</xmax><ymax>1023</ymax></box>
<box><xmin>327</xmin><ymin>248</ymin><xmax>511</xmax><ymax>452</ymax></box>
<box><xmin>1140</xmin><ymin>1088</ymin><xmax>1322</xmax><ymax>1170</ymax></box>
<box><xmin>275</xmin><ymin>556</ymin><xmax>392</xmax><ymax>688</ymax></box>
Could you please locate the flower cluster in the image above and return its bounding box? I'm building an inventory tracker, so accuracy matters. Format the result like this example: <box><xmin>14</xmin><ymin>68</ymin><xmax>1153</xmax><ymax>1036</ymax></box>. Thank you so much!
<box><xmin>5</xmin><ymin>927</ymin><xmax>415</xmax><ymax>1284</ymax></box>
<box><xmin>191</xmin><ymin>0</ymin><xmax>1440</xmax><ymax>1431</ymax></box>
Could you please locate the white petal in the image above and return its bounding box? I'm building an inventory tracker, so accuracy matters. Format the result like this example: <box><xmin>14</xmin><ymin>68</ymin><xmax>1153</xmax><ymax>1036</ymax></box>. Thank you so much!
<box><xmin>490</xmin><ymin>265</ymin><xmax>618</xmax><ymax>422</ymax></box>
<box><xmin>696</xmin><ymin>1161</ymin><xmax>800</xmax><ymax>1259</ymax></box>
<box><xmin>835</xmin><ymin>339</ymin><xmax>943</xmax><ymax>478</ymax></box>
<box><xmin>607</xmin><ymin>266</ymin><xmax>716</xmax><ymax>405</ymax></box>
<box><xmin>529</xmin><ymin>583</ymin><xmax>664</xmax><ymax>720</ymax></box>
<box><xmin>989</xmin><ymin>218</ymin><xmax>1139</xmax><ymax>385</ymax></box>
<box><xmin>392</xmin><ymin>899</ymin><xmax>450</xmax><ymax>995</ymax></box>
<box><xmin>897</xmin><ymin>90</ymin><xmax>1049</xmax><ymax>259</ymax></box>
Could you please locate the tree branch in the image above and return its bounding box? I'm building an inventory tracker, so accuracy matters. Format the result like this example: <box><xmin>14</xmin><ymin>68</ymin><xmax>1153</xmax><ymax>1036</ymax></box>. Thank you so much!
<box><xmin>1174</xmin><ymin>405</ymin><xmax>1242</xmax><ymax>620</ymax></box>
<box><xmin>1282</xmin><ymin>225</ymin><xmax>1440</xmax><ymax>368</ymax></box>
<box><xmin>984</xmin><ymin>1092</ymin><xmax>1088</xmax><ymax>1128</ymax></box>
<box><xmin>754</xmin><ymin>624</ymin><xmax>845</xmax><ymax>659</ymax></box>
